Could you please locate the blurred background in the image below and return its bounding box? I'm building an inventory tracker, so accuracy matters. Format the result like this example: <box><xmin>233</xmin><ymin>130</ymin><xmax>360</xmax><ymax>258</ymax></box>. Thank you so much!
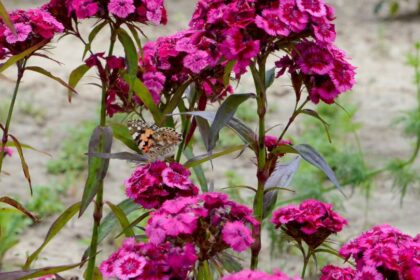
<box><xmin>0</xmin><ymin>0</ymin><xmax>419</xmax><ymax>278</ymax></box>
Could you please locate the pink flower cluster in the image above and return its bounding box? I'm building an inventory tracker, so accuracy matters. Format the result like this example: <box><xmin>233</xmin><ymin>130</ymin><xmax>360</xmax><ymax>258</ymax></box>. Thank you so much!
<box><xmin>0</xmin><ymin>8</ymin><xmax>63</xmax><ymax>60</ymax></box>
<box><xmin>334</xmin><ymin>224</ymin><xmax>420</xmax><ymax>280</ymax></box>
<box><xmin>271</xmin><ymin>199</ymin><xmax>347</xmax><ymax>248</ymax></box>
<box><xmin>188</xmin><ymin>0</ymin><xmax>356</xmax><ymax>104</ymax></box>
<box><xmin>146</xmin><ymin>193</ymin><xmax>259</xmax><ymax>259</ymax></box>
<box><xmin>264</xmin><ymin>135</ymin><xmax>292</xmax><ymax>152</ymax></box>
<box><xmin>45</xmin><ymin>0</ymin><xmax>166</xmax><ymax>26</ymax></box>
<box><xmin>124</xmin><ymin>161</ymin><xmax>199</xmax><ymax>209</ymax></box>
<box><xmin>100</xmin><ymin>238</ymin><xmax>197</xmax><ymax>280</ymax></box>
<box><xmin>222</xmin><ymin>269</ymin><xmax>300</xmax><ymax>280</ymax></box>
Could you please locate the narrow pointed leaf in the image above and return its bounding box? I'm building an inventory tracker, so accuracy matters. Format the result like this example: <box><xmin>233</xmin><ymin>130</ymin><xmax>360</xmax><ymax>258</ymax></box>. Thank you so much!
<box><xmin>68</xmin><ymin>64</ymin><xmax>90</xmax><ymax>102</ymax></box>
<box><xmin>184</xmin><ymin>148</ymin><xmax>208</xmax><ymax>192</ymax></box>
<box><xmin>184</xmin><ymin>145</ymin><xmax>245</xmax><ymax>168</ymax></box>
<box><xmin>0</xmin><ymin>263</ymin><xmax>83</xmax><ymax>280</ymax></box>
<box><xmin>117</xmin><ymin>29</ymin><xmax>138</xmax><ymax>80</ymax></box>
<box><xmin>109</xmin><ymin>122</ymin><xmax>140</xmax><ymax>153</ymax></box>
<box><xmin>26</xmin><ymin>66</ymin><xmax>77</xmax><ymax>102</ymax></box>
<box><xmin>128</xmin><ymin>76</ymin><xmax>163</xmax><ymax>125</ymax></box>
<box><xmin>6</xmin><ymin>141</ymin><xmax>51</xmax><ymax>157</ymax></box>
<box><xmin>223</xmin><ymin>60</ymin><xmax>236</xmax><ymax>86</ymax></box>
<box><xmin>299</xmin><ymin>109</ymin><xmax>331</xmax><ymax>142</ymax></box>
<box><xmin>0</xmin><ymin>40</ymin><xmax>47</xmax><ymax>73</ymax></box>
<box><xmin>79</xmin><ymin>126</ymin><xmax>113</xmax><ymax>216</ymax></box>
<box><xmin>86</xmin><ymin>152</ymin><xmax>148</xmax><ymax>163</ymax></box>
<box><xmin>0</xmin><ymin>196</ymin><xmax>38</xmax><ymax>222</ymax></box>
<box><xmin>24</xmin><ymin>202</ymin><xmax>81</xmax><ymax>269</ymax></box>
<box><xmin>9</xmin><ymin>135</ymin><xmax>32</xmax><ymax>195</ymax></box>
<box><xmin>0</xmin><ymin>1</ymin><xmax>15</xmax><ymax>34</ymax></box>
<box><xmin>293</xmin><ymin>144</ymin><xmax>344</xmax><ymax>194</ymax></box>
<box><xmin>265</xmin><ymin>67</ymin><xmax>276</xmax><ymax>88</ymax></box>
<box><xmin>263</xmin><ymin>157</ymin><xmax>301</xmax><ymax>218</ymax></box>
<box><xmin>115</xmin><ymin>211</ymin><xmax>150</xmax><ymax>238</ymax></box>
<box><xmin>105</xmin><ymin>202</ymin><xmax>135</xmax><ymax>238</ymax></box>
<box><xmin>82</xmin><ymin>21</ymin><xmax>108</xmax><ymax>59</ymax></box>
<box><xmin>208</xmin><ymin>93</ymin><xmax>255</xmax><ymax>151</ymax></box>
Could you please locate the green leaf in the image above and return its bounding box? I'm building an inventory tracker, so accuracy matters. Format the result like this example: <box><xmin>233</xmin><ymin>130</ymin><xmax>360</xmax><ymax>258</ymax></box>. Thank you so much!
<box><xmin>82</xmin><ymin>21</ymin><xmax>108</xmax><ymax>59</ymax></box>
<box><xmin>117</xmin><ymin>29</ymin><xmax>138</xmax><ymax>81</ymax></box>
<box><xmin>161</xmin><ymin>82</ymin><xmax>190</xmax><ymax>125</ymax></box>
<box><xmin>128</xmin><ymin>76</ymin><xmax>163</xmax><ymax>124</ymax></box>
<box><xmin>293</xmin><ymin>144</ymin><xmax>345</xmax><ymax>195</ymax></box>
<box><xmin>68</xmin><ymin>64</ymin><xmax>90</xmax><ymax>102</ymax></box>
<box><xmin>223</xmin><ymin>60</ymin><xmax>236</xmax><ymax>86</ymax></box>
<box><xmin>197</xmin><ymin>261</ymin><xmax>213</xmax><ymax>280</ymax></box>
<box><xmin>184</xmin><ymin>148</ymin><xmax>208</xmax><ymax>192</ymax></box>
<box><xmin>25</xmin><ymin>66</ymin><xmax>77</xmax><ymax>102</ymax></box>
<box><xmin>9</xmin><ymin>135</ymin><xmax>32</xmax><ymax>195</ymax></box>
<box><xmin>86</xmin><ymin>151</ymin><xmax>148</xmax><ymax>163</ymax></box>
<box><xmin>6</xmin><ymin>141</ymin><xmax>51</xmax><ymax>157</ymax></box>
<box><xmin>0</xmin><ymin>196</ymin><xmax>39</xmax><ymax>222</ymax></box>
<box><xmin>115</xmin><ymin>211</ymin><xmax>150</xmax><ymax>238</ymax></box>
<box><xmin>79</xmin><ymin>126</ymin><xmax>113</xmax><ymax>216</ymax></box>
<box><xmin>24</xmin><ymin>202</ymin><xmax>81</xmax><ymax>269</ymax></box>
<box><xmin>184</xmin><ymin>145</ymin><xmax>246</xmax><ymax>168</ymax></box>
<box><xmin>109</xmin><ymin>122</ymin><xmax>140</xmax><ymax>153</ymax></box>
<box><xmin>263</xmin><ymin>157</ymin><xmax>301</xmax><ymax>218</ymax></box>
<box><xmin>105</xmin><ymin>202</ymin><xmax>135</xmax><ymax>238</ymax></box>
<box><xmin>125</xmin><ymin>23</ymin><xmax>143</xmax><ymax>55</ymax></box>
<box><xmin>265</xmin><ymin>67</ymin><xmax>276</xmax><ymax>89</ymax></box>
<box><xmin>0</xmin><ymin>40</ymin><xmax>47</xmax><ymax>73</ymax></box>
<box><xmin>208</xmin><ymin>93</ymin><xmax>255</xmax><ymax>151</ymax></box>
<box><xmin>299</xmin><ymin>109</ymin><xmax>332</xmax><ymax>143</ymax></box>
<box><xmin>0</xmin><ymin>263</ymin><xmax>82</xmax><ymax>280</ymax></box>
<box><xmin>0</xmin><ymin>1</ymin><xmax>15</xmax><ymax>35</ymax></box>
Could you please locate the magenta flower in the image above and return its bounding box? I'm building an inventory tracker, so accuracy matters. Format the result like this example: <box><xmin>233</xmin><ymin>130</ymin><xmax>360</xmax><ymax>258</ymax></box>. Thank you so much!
<box><xmin>222</xmin><ymin>269</ymin><xmax>300</xmax><ymax>280</ymax></box>
<box><xmin>264</xmin><ymin>135</ymin><xmax>292</xmax><ymax>152</ymax></box>
<box><xmin>296</xmin><ymin>0</ymin><xmax>327</xmax><ymax>17</ymax></box>
<box><xmin>4</xmin><ymin>23</ymin><xmax>32</xmax><ymax>44</ymax></box>
<box><xmin>312</xmin><ymin>18</ymin><xmax>336</xmax><ymax>43</ymax></box>
<box><xmin>108</xmin><ymin>0</ymin><xmax>135</xmax><ymax>19</ymax></box>
<box><xmin>114</xmin><ymin>253</ymin><xmax>146</xmax><ymax>280</ymax></box>
<box><xmin>124</xmin><ymin>161</ymin><xmax>198</xmax><ymax>209</ymax></box>
<box><xmin>100</xmin><ymin>239</ymin><xmax>197</xmax><ymax>280</ymax></box>
<box><xmin>320</xmin><ymin>265</ymin><xmax>355</xmax><ymax>280</ymax></box>
<box><xmin>70</xmin><ymin>0</ymin><xmax>98</xmax><ymax>19</ymax></box>
<box><xmin>255</xmin><ymin>9</ymin><xmax>290</xmax><ymax>37</ymax></box>
<box><xmin>142</xmin><ymin>71</ymin><xmax>166</xmax><ymax>103</ymax></box>
<box><xmin>183</xmin><ymin>50</ymin><xmax>209</xmax><ymax>73</ymax></box>
<box><xmin>294</xmin><ymin>42</ymin><xmax>334</xmax><ymax>75</ymax></box>
<box><xmin>271</xmin><ymin>199</ymin><xmax>347</xmax><ymax>248</ymax></box>
<box><xmin>279</xmin><ymin>0</ymin><xmax>309</xmax><ymax>33</ymax></box>
<box><xmin>222</xmin><ymin>221</ymin><xmax>254</xmax><ymax>252</ymax></box>
<box><xmin>339</xmin><ymin>224</ymin><xmax>419</xmax><ymax>279</ymax></box>
<box><xmin>146</xmin><ymin>193</ymin><xmax>259</xmax><ymax>261</ymax></box>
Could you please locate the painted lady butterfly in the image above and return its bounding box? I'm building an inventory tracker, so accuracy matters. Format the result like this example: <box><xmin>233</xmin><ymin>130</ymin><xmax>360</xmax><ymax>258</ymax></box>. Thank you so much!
<box><xmin>127</xmin><ymin>120</ymin><xmax>182</xmax><ymax>161</ymax></box>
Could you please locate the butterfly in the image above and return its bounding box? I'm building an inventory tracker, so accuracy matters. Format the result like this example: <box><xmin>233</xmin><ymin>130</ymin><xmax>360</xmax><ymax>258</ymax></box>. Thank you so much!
<box><xmin>127</xmin><ymin>119</ymin><xmax>183</xmax><ymax>161</ymax></box>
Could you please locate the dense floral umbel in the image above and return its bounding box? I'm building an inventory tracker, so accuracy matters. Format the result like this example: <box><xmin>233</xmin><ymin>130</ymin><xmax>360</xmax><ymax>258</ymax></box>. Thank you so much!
<box><xmin>146</xmin><ymin>193</ymin><xmax>259</xmax><ymax>260</ymax></box>
<box><xmin>320</xmin><ymin>265</ymin><xmax>355</xmax><ymax>280</ymax></box>
<box><xmin>0</xmin><ymin>8</ymin><xmax>64</xmax><ymax>60</ymax></box>
<box><xmin>125</xmin><ymin>161</ymin><xmax>199</xmax><ymax>209</ymax></box>
<box><xmin>222</xmin><ymin>269</ymin><xmax>301</xmax><ymax>280</ymax></box>
<box><xmin>271</xmin><ymin>199</ymin><xmax>347</xmax><ymax>248</ymax></box>
<box><xmin>338</xmin><ymin>224</ymin><xmax>420</xmax><ymax>280</ymax></box>
<box><xmin>100</xmin><ymin>238</ymin><xmax>197</xmax><ymax>279</ymax></box>
<box><xmin>189</xmin><ymin>0</ymin><xmax>355</xmax><ymax>103</ymax></box>
<box><xmin>45</xmin><ymin>0</ymin><xmax>167</xmax><ymax>26</ymax></box>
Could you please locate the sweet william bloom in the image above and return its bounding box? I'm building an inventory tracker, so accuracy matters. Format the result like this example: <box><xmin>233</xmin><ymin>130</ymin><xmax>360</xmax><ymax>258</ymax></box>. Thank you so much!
<box><xmin>312</xmin><ymin>18</ymin><xmax>336</xmax><ymax>43</ymax></box>
<box><xmin>296</xmin><ymin>0</ymin><xmax>327</xmax><ymax>17</ymax></box>
<box><xmin>255</xmin><ymin>9</ymin><xmax>290</xmax><ymax>37</ymax></box>
<box><xmin>222</xmin><ymin>221</ymin><xmax>254</xmax><ymax>252</ymax></box>
<box><xmin>114</xmin><ymin>253</ymin><xmax>146</xmax><ymax>280</ymax></box>
<box><xmin>108</xmin><ymin>0</ymin><xmax>135</xmax><ymax>19</ymax></box>
<box><xmin>294</xmin><ymin>41</ymin><xmax>334</xmax><ymax>75</ymax></box>
<box><xmin>183</xmin><ymin>50</ymin><xmax>209</xmax><ymax>74</ymax></box>
<box><xmin>222</xmin><ymin>269</ymin><xmax>300</xmax><ymax>280</ymax></box>
<box><xmin>142</xmin><ymin>71</ymin><xmax>166</xmax><ymax>103</ymax></box>
<box><xmin>279</xmin><ymin>0</ymin><xmax>309</xmax><ymax>33</ymax></box>
<box><xmin>354</xmin><ymin>266</ymin><xmax>384</xmax><ymax>280</ymax></box>
<box><xmin>272</xmin><ymin>199</ymin><xmax>347</xmax><ymax>248</ymax></box>
<box><xmin>5</xmin><ymin>23</ymin><xmax>32</xmax><ymax>44</ymax></box>
<box><xmin>70</xmin><ymin>0</ymin><xmax>98</xmax><ymax>19</ymax></box>
<box><xmin>320</xmin><ymin>265</ymin><xmax>355</xmax><ymax>280</ymax></box>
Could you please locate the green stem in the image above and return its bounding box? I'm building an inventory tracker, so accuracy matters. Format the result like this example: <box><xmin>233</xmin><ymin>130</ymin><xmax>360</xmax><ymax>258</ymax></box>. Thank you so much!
<box><xmin>301</xmin><ymin>250</ymin><xmax>311</xmax><ymax>279</ymax></box>
<box><xmin>0</xmin><ymin>61</ymin><xmax>25</xmax><ymax>174</ymax></box>
<box><xmin>85</xmin><ymin>28</ymin><xmax>117</xmax><ymax>280</ymax></box>
<box><xmin>250</xmin><ymin>59</ymin><xmax>267</xmax><ymax>269</ymax></box>
<box><xmin>197</xmin><ymin>260</ymin><xmax>213</xmax><ymax>280</ymax></box>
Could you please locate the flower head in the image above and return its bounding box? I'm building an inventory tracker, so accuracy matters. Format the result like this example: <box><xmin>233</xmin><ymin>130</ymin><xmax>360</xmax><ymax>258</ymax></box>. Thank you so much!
<box><xmin>271</xmin><ymin>199</ymin><xmax>347</xmax><ymax>248</ymax></box>
<box><xmin>222</xmin><ymin>269</ymin><xmax>300</xmax><ymax>280</ymax></box>
<box><xmin>108</xmin><ymin>0</ymin><xmax>135</xmax><ymax>19</ymax></box>
<box><xmin>4</xmin><ymin>23</ymin><xmax>32</xmax><ymax>44</ymax></box>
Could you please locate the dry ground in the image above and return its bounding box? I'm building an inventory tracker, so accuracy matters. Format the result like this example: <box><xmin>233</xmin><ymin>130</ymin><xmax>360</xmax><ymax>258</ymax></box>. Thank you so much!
<box><xmin>0</xmin><ymin>0</ymin><xmax>419</xmax><ymax>277</ymax></box>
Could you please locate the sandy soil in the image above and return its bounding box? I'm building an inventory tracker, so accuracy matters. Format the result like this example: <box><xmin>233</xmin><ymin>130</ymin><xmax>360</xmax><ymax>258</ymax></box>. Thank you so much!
<box><xmin>0</xmin><ymin>0</ymin><xmax>419</xmax><ymax>278</ymax></box>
